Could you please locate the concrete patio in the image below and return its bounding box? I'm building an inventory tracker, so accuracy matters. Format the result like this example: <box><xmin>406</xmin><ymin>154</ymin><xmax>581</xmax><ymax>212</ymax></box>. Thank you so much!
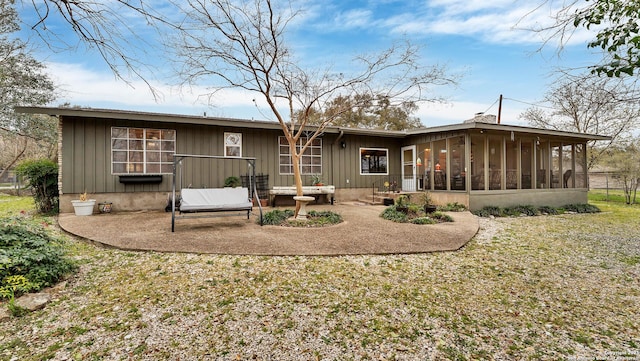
<box><xmin>58</xmin><ymin>203</ymin><xmax>479</xmax><ymax>256</ymax></box>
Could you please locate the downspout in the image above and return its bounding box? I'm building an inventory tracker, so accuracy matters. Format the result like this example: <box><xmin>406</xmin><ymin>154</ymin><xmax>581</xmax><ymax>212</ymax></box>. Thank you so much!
<box><xmin>331</xmin><ymin>131</ymin><xmax>345</xmax><ymax>187</ymax></box>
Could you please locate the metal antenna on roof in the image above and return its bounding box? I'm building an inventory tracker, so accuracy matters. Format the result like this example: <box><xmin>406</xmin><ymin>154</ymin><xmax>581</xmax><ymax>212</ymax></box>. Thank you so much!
<box><xmin>497</xmin><ymin>94</ymin><xmax>503</xmax><ymax>124</ymax></box>
<box><xmin>252</xmin><ymin>98</ymin><xmax>273</xmax><ymax>122</ymax></box>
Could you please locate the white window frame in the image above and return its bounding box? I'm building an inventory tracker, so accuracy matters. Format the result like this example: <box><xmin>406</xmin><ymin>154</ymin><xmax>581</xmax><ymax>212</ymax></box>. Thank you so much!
<box><xmin>224</xmin><ymin>132</ymin><xmax>242</xmax><ymax>158</ymax></box>
<box><xmin>360</xmin><ymin>147</ymin><xmax>389</xmax><ymax>175</ymax></box>
<box><xmin>111</xmin><ymin>127</ymin><xmax>175</xmax><ymax>175</ymax></box>
<box><xmin>278</xmin><ymin>136</ymin><xmax>322</xmax><ymax>175</ymax></box>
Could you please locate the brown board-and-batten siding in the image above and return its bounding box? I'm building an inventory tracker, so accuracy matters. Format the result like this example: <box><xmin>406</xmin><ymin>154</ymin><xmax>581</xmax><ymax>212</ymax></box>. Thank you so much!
<box><xmin>174</xmin><ymin>125</ymin><xmax>281</xmax><ymax>189</ymax></box>
<box><xmin>62</xmin><ymin>114</ymin><xmax>405</xmax><ymax>195</ymax></box>
<box><xmin>62</xmin><ymin>116</ymin><xmax>172</xmax><ymax>194</ymax></box>
<box><xmin>62</xmin><ymin>116</ymin><xmax>284</xmax><ymax>194</ymax></box>
<box><xmin>330</xmin><ymin>134</ymin><xmax>403</xmax><ymax>189</ymax></box>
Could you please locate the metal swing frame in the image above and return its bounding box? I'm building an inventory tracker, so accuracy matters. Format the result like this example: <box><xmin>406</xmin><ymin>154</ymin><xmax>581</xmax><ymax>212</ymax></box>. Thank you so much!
<box><xmin>171</xmin><ymin>154</ymin><xmax>264</xmax><ymax>232</ymax></box>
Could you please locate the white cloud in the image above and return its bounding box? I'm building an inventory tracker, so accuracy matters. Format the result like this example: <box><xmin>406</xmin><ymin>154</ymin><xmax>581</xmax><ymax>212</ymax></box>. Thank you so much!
<box><xmin>44</xmin><ymin>62</ymin><xmax>293</xmax><ymax>121</ymax></box>
<box><xmin>334</xmin><ymin>9</ymin><xmax>374</xmax><ymax>29</ymax></box>
<box><xmin>45</xmin><ymin>62</ymin><xmax>265</xmax><ymax>112</ymax></box>
<box><xmin>377</xmin><ymin>0</ymin><xmax>596</xmax><ymax>47</ymax></box>
<box><xmin>44</xmin><ymin>60</ymin><xmax>537</xmax><ymax>128</ymax></box>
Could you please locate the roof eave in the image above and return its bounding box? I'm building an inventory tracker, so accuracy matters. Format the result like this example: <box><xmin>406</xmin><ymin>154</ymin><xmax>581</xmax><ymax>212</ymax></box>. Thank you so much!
<box><xmin>406</xmin><ymin>121</ymin><xmax>611</xmax><ymax>141</ymax></box>
<box><xmin>15</xmin><ymin>106</ymin><xmax>611</xmax><ymax>141</ymax></box>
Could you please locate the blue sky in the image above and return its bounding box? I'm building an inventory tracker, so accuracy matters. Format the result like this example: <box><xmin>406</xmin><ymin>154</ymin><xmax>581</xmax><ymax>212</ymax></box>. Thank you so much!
<box><xmin>18</xmin><ymin>0</ymin><xmax>600</xmax><ymax>126</ymax></box>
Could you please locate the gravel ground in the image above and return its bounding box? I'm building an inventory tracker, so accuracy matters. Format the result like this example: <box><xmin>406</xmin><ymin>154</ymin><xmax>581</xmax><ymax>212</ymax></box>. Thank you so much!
<box><xmin>1</xmin><ymin>203</ymin><xmax>639</xmax><ymax>360</ymax></box>
<box><xmin>56</xmin><ymin>203</ymin><xmax>478</xmax><ymax>255</ymax></box>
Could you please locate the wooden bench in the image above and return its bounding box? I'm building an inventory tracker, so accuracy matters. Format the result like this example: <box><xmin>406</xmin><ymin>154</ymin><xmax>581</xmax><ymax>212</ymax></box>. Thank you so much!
<box><xmin>269</xmin><ymin>185</ymin><xmax>335</xmax><ymax>206</ymax></box>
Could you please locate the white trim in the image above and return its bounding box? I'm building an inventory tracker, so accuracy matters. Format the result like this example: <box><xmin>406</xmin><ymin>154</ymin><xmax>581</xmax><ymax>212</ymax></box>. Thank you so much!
<box><xmin>401</xmin><ymin>145</ymin><xmax>416</xmax><ymax>191</ymax></box>
<box><xmin>359</xmin><ymin>147</ymin><xmax>389</xmax><ymax>175</ymax></box>
<box><xmin>224</xmin><ymin>132</ymin><xmax>242</xmax><ymax>158</ymax></box>
<box><xmin>278</xmin><ymin>136</ymin><xmax>322</xmax><ymax>175</ymax></box>
<box><xmin>110</xmin><ymin>127</ymin><xmax>176</xmax><ymax>175</ymax></box>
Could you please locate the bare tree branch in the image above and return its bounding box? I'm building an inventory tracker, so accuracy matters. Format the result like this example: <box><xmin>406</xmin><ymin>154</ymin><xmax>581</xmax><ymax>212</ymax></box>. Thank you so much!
<box><xmin>520</xmin><ymin>71</ymin><xmax>640</xmax><ymax>168</ymax></box>
<box><xmin>170</xmin><ymin>0</ymin><xmax>456</xmax><ymax>216</ymax></box>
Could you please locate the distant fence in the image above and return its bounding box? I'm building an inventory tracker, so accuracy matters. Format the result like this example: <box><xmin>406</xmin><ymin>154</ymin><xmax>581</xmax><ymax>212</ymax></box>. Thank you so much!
<box><xmin>589</xmin><ymin>172</ymin><xmax>623</xmax><ymax>190</ymax></box>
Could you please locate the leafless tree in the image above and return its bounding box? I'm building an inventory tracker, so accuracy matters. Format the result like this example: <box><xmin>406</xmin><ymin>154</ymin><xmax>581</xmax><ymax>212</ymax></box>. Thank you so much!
<box><xmin>25</xmin><ymin>0</ymin><xmax>174</xmax><ymax>93</ymax></box>
<box><xmin>170</xmin><ymin>0</ymin><xmax>455</xmax><ymax>216</ymax></box>
<box><xmin>23</xmin><ymin>0</ymin><xmax>456</xmax><ymax>217</ymax></box>
<box><xmin>601</xmin><ymin>139</ymin><xmax>640</xmax><ymax>204</ymax></box>
<box><xmin>520</xmin><ymin>72</ymin><xmax>640</xmax><ymax>168</ymax></box>
<box><xmin>1</xmin><ymin>0</ymin><xmax>57</xmax><ymax>181</ymax></box>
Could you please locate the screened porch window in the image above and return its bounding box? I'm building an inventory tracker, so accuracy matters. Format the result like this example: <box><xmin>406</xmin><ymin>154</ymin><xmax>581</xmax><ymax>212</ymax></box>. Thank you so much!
<box><xmin>278</xmin><ymin>136</ymin><xmax>322</xmax><ymax>175</ymax></box>
<box><xmin>360</xmin><ymin>148</ymin><xmax>388</xmax><ymax>175</ymax></box>
<box><xmin>111</xmin><ymin>127</ymin><xmax>175</xmax><ymax>174</ymax></box>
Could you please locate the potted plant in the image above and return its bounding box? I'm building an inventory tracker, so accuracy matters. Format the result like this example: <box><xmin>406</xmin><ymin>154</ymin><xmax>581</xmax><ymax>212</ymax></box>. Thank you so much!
<box><xmin>395</xmin><ymin>194</ymin><xmax>410</xmax><ymax>214</ymax></box>
<box><xmin>98</xmin><ymin>201</ymin><xmax>113</xmax><ymax>213</ymax></box>
<box><xmin>311</xmin><ymin>174</ymin><xmax>324</xmax><ymax>186</ymax></box>
<box><xmin>224</xmin><ymin>176</ymin><xmax>241</xmax><ymax>188</ymax></box>
<box><xmin>71</xmin><ymin>191</ymin><xmax>96</xmax><ymax>216</ymax></box>
<box><xmin>420</xmin><ymin>191</ymin><xmax>437</xmax><ymax>214</ymax></box>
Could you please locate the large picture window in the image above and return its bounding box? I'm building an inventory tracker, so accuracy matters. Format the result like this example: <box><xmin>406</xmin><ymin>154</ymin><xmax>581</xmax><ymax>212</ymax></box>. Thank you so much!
<box><xmin>278</xmin><ymin>136</ymin><xmax>322</xmax><ymax>175</ymax></box>
<box><xmin>360</xmin><ymin>148</ymin><xmax>388</xmax><ymax>175</ymax></box>
<box><xmin>111</xmin><ymin>127</ymin><xmax>175</xmax><ymax>174</ymax></box>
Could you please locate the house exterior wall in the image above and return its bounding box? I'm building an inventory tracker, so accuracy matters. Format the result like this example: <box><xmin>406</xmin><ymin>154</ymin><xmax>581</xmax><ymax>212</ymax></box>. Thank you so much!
<box><xmin>60</xmin><ymin>116</ymin><xmax>404</xmax><ymax>211</ymax></box>
<box><xmin>51</xmin><ymin>110</ymin><xmax>606</xmax><ymax>213</ymax></box>
<box><xmin>468</xmin><ymin>189</ymin><xmax>587</xmax><ymax>211</ymax></box>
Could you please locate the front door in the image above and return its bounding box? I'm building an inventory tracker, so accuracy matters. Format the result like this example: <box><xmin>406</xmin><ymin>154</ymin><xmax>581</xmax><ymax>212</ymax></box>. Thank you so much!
<box><xmin>401</xmin><ymin>145</ymin><xmax>416</xmax><ymax>192</ymax></box>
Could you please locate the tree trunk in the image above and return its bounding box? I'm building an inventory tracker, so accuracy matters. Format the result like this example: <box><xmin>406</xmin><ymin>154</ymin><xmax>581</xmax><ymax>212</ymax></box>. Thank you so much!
<box><xmin>0</xmin><ymin>138</ymin><xmax>28</xmax><ymax>183</ymax></box>
<box><xmin>290</xmin><ymin>142</ymin><xmax>303</xmax><ymax>217</ymax></box>
<box><xmin>623</xmin><ymin>176</ymin><xmax>632</xmax><ymax>204</ymax></box>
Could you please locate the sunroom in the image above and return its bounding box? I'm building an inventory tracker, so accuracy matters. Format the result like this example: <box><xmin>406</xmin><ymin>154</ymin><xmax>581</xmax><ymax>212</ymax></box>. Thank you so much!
<box><xmin>402</xmin><ymin>120</ymin><xmax>609</xmax><ymax>211</ymax></box>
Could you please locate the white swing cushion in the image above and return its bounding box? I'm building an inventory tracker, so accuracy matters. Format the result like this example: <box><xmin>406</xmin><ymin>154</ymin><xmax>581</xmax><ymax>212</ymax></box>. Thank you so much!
<box><xmin>179</xmin><ymin>188</ymin><xmax>252</xmax><ymax>212</ymax></box>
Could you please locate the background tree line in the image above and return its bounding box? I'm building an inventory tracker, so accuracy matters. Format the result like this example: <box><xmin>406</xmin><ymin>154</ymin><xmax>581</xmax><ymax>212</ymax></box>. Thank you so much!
<box><xmin>2</xmin><ymin>0</ymin><xmax>640</xmax><ymax>206</ymax></box>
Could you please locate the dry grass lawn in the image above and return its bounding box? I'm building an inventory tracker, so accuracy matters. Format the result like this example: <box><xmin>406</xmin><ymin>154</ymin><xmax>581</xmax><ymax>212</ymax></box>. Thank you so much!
<box><xmin>0</xmin><ymin>194</ymin><xmax>638</xmax><ymax>360</ymax></box>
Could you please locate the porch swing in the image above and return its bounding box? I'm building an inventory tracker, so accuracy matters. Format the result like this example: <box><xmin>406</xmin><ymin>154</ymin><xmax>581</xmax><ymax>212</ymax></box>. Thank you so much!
<box><xmin>171</xmin><ymin>154</ymin><xmax>264</xmax><ymax>232</ymax></box>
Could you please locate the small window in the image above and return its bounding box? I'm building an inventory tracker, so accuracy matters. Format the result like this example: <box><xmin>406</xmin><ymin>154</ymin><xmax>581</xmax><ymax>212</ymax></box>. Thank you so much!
<box><xmin>111</xmin><ymin>127</ymin><xmax>175</xmax><ymax>175</ymax></box>
<box><xmin>360</xmin><ymin>148</ymin><xmax>388</xmax><ymax>175</ymax></box>
<box><xmin>224</xmin><ymin>132</ymin><xmax>242</xmax><ymax>157</ymax></box>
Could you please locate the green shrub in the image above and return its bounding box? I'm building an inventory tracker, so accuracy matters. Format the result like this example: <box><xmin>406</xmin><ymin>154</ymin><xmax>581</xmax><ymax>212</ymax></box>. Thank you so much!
<box><xmin>307</xmin><ymin>210</ymin><xmax>343</xmax><ymax>225</ymax></box>
<box><xmin>430</xmin><ymin>211</ymin><xmax>454</xmax><ymax>222</ymax></box>
<box><xmin>472</xmin><ymin>206</ymin><xmax>503</xmax><ymax>218</ymax></box>
<box><xmin>411</xmin><ymin>217</ymin><xmax>436</xmax><ymax>225</ymax></box>
<box><xmin>563</xmin><ymin>203</ymin><xmax>601</xmax><ymax>213</ymax></box>
<box><xmin>439</xmin><ymin>202</ymin><xmax>467</xmax><ymax>212</ymax></box>
<box><xmin>261</xmin><ymin>209</ymin><xmax>294</xmax><ymax>225</ymax></box>
<box><xmin>381</xmin><ymin>207</ymin><xmax>408</xmax><ymax>223</ymax></box>
<box><xmin>504</xmin><ymin>205</ymin><xmax>539</xmax><ymax>217</ymax></box>
<box><xmin>381</xmin><ymin>205</ymin><xmax>454</xmax><ymax>224</ymax></box>
<box><xmin>224</xmin><ymin>176</ymin><xmax>241</xmax><ymax>188</ymax></box>
<box><xmin>473</xmin><ymin>203</ymin><xmax>601</xmax><ymax>218</ymax></box>
<box><xmin>15</xmin><ymin>159</ymin><xmax>59</xmax><ymax>214</ymax></box>
<box><xmin>261</xmin><ymin>209</ymin><xmax>343</xmax><ymax>227</ymax></box>
<box><xmin>538</xmin><ymin>205</ymin><xmax>559</xmax><ymax>215</ymax></box>
<box><xmin>0</xmin><ymin>216</ymin><xmax>77</xmax><ymax>299</ymax></box>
